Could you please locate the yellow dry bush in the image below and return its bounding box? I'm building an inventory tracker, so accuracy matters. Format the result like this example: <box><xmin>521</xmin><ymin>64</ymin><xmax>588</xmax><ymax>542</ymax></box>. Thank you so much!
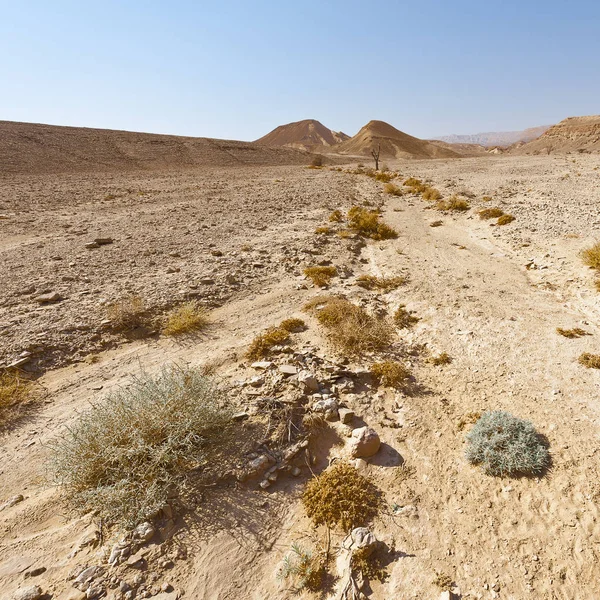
<box><xmin>422</xmin><ymin>187</ymin><xmax>442</xmax><ymax>201</ymax></box>
<box><xmin>403</xmin><ymin>177</ymin><xmax>427</xmax><ymax>193</ymax></box>
<box><xmin>384</xmin><ymin>183</ymin><xmax>404</xmax><ymax>196</ymax></box>
<box><xmin>315</xmin><ymin>226</ymin><xmax>333</xmax><ymax>235</ymax></box>
<box><xmin>356</xmin><ymin>274</ymin><xmax>406</xmax><ymax>292</ymax></box>
<box><xmin>0</xmin><ymin>372</ymin><xmax>34</xmax><ymax>428</ymax></box>
<box><xmin>162</xmin><ymin>301</ymin><xmax>208</xmax><ymax>336</ymax></box>
<box><xmin>556</xmin><ymin>327</ymin><xmax>588</xmax><ymax>338</ymax></box>
<box><xmin>581</xmin><ymin>242</ymin><xmax>600</xmax><ymax>270</ymax></box>
<box><xmin>375</xmin><ymin>171</ymin><xmax>394</xmax><ymax>183</ymax></box>
<box><xmin>246</xmin><ymin>327</ymin><xmax>290</xmax><ymax>360</ymax></box>
<box><xmin>106</xmin><ymin>296</ymin><xmax>146</xmax><ymax>330</ymax></box>
<box><xmin>579</xmin><ymin>353</ymin><xmax>600</xmax><ymax>369</ymax></box>
<box><xmin>436</xmin><ymin>196</ymin><xmax>470</xmax><ymax>212</ymax></box>
<box><xmin>304</xmin><ymin>266</ymin><xmax>337</xmax><ymax>287</ymax></box>
<box><xmin>329</xmin><ymin>209</ymin><xmax>343</xmax><ymax>222</ymax></box>
<box><xmin>280</xmin><ymin>318</ymin><xmax>306</xmax><ymax>333</ymax></box>
<box><xmin>430</xmin><ymin>352</ymin><xmax>452</xmax><ymax>365</ymax></box>
<box><xmin>347</xmin><ymin>206</ymin><xmax>398</xmax><ymax>240</ymax></box>
<box><xmin>370</xmin><ymin>360</ymin><xmax>411</xmax><ymax>389</ymax></box>
<box><xmin>497</xmin><ymin>214</ymin><xmax>515</xmax><ymax>225</ymax></box>
<box><xmin>478</xmin><ymin>207</ymin><xmax>505</xmax><ymax>219</ymax></box>
<box><xmin>393</xmin><ymin>305</ymin><xmax>419</xmax><ymax>329</ymax></box>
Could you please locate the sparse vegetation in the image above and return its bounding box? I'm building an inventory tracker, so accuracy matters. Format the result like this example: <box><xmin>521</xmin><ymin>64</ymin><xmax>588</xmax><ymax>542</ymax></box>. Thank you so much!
<box><xmin>383</xmin><ymin>183</ymin><xmax>404</xmax><ymax>196</ymax></box>
<box><xmin>497</xmin><ymin>214</ymin><xmax>515</xmax><ymax>225</ymax></box>
<box><xmin>305</xmin><ymin>296</ymin><xmax>393</xmax><ymax>355</ymax></box>
<box><xmin>436</xmin><ymin>196</ymin><xmax>470</xmax><ymax>212</ymax></box>
<box><xmin>356</xmin><ymin>274</ymin><xmax>406</xmax><ymax>292</ymax></box>
<box><xmin>0</xmin><ymin>372</ymin><xmax>34</xmax><ymax>427</ymax></box>
<box><xmin>278</xmin><ymin>543</ymin><xmax>324</xmax><ymax>592</ymax></box>
<box><xmin>482</xmin><ymin>195</ymin><xmax>492</xmax><ymax>202</ymax></box>
<box><xmin>556</xmin><ymin>327</ymin><xmax>588</xmax><ymax>338</ymax></box>
<box><xmin>50</xmin><ymin>365</ymin><xmax>233</xmax><ymax>526</ymax></box>
<box><xmin>280</xmin><ymin>317</ymin><xmax>306</xmax><ymax>333</ymax></box>
<box><xmin>347</xmin><ymin>206</ymin><xmax>398</xmax><ymax>240</ymax></box>
<box><xmin>456</xmin><ymin>411</ymin><xmax>481</xmax><ymax>431</ymax></box>
<box><xmin>579</xmin><ymin>352</ymin><xmax>600</xmax><ymax>369</ymax></box>
<box><xmin>304</xmin><ymin>265</ymin><xmax>337</xmax><ymax>287</ymax></box>
<box><xmin>433</xmin><ymin>572</ymin><xmax>454</xmax><ymax>591</ymax></box>
<box><xmin>422</xmin><ymin>187</ymin><xmax>442</xmax><ymax>201</ymax></box>
<box><xmin>375</xmin><ymin>171</ymin><xmax>394</xmax><ymax>183</ymax></box>
<box><xmin>315</xmin><ymin>226</ymin><xmax>333</xmax><ymax>235</ymax></box>
<box><xmin>465</xmin><ymin>411</ymin><xmax>550</xmax><ymax>477</ymax></box>
<box><xmin>162</xmin><ymin>301</ymin><xmax>208</xmax><ymax>336</ymax></box>
<box><xmin>403</xmin><ymin>177</ymin><xmax>427</xmax><ymax>193</ymax></box>
<box><xmin>351</xmin><ymin>545</ymin><xmax>389</xmax><ymax>583</ymax></box>
<box><xmin>302</xmin><ymin>461</ymin><xmax>382</xmax><ymax>532</ymax></box>
<box><xmin>581</xmin><ymin>242</ymin><xmax>600</xmax><ymax>270</ymax></box>
<box><xmin>430</xmin><ymin>352</ymin><xmax>452</xmax><ymax>365</ymax></box>
<box><xmin>370</xmin><ymin>360</ymin><xmax>411</xmax><ymax>389</ymax></box>
<box><xmin>478</xmin><ymin>207</ymin><xmax>505</xmax><ymax>219</ymax></box>
<box><xmin>247</xmin><ymin>327</ymin><xmax>290</xmax><ymax>360</ymax></box>
<box><xmin>393</xmin><ymin>305</ymin><xmax>419</xmax><ymax>328</ymax></box>
<box><xmin>106</xmin><ymin>295</ymin><xmax>146</xmax><ymax>330</ymax></box>
<box><xmin>329</xmin><ymin>209</ymin><xmax>343</xmax><ymax>222</ymax></box>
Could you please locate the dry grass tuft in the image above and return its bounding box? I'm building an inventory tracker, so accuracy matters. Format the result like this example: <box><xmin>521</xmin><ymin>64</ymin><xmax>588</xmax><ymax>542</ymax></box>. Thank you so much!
<box><xmin>436</xmin><ymin>196</ymin><xmax>470</xmax><ymax>212</ymax></box>
<box><xmin>107</xmin><ymin>295</ymin><xmax>146</xmax><ymax>330</ymax></box>
<box><xmin>497</xmin><ymin>214</ymin><xmax>515</xmax><ymax>225</ymax></box>
<box><xmin>347</xmin><ymin>206</ymin><xmax>398</xmax><ymax>240</ymax></box>
<box><xmin>162</xmin><ymin>301</ymin><xmax>208</xmax><ymax>336</ymax></box>
<box><xmin>581</xmin><ymin>242</ymin><xmax>600</xmax><ymax>270</ymax></box>
<box><xmin>393</xmin><ymin>305</ymin><xmax>419</xmax><ymax>329</ymax></box>
<box><xmin>579</xmin><ymin>352</ymin><xmax>600</xmax><ymax>369</ymax></box>
<box><xmin>50</xmin><ymin>365</ymin><xmax>233</xmax><ymax>526</ymax></box>
<box><xmin>280</xmin><ymin>318</ymin><xmax>306</xmax><ymax>333</ymax></box>
<box><xmin>421</xmin><ymin>187</ymin><xmax>442</xmax><ymax>201</ymax></box>
<box><xmin>356</xmin><ymin>274</ymin><xmax>406</xmax><ymax>292</ymax></box>
<box><xmin>556</xmin><ymin>327</ymin><xmax>588</xmax><ymax>338</ymax></box>
<box><xmin>433</xmin><ymin>573</ymin><xmax>454</xmax><ymax>591</ymax></box>
<box><xmin>430</xmin><ymin>220</ymin><xmax>443</xmax><ymax>227</ymax></box>
<box><xmin>247</xmin><ymin>327</ymin><xmax>291</xmax><ymax>360</ymax></box>
<box><xmin>329</xmin><ymin>209</ymin><xmax>343</xmax><ymax>222</ymax></box>
<box><xmin>302</xmin><ymin>461</ymin><xmax>382</xmax><ymax>532</ymax></box>
<box><xmin>430</xmin><ymin>352</ymin><xmax>452</xmax><ymax>365</ymax></box>
<box><xmin>375</xmin><ymin>171</ymin><xmax>394</xmax><ymax>183</ymax></box>
<box><xmin>304</xmin><ymin>266</ymin><xmax>337</xmax><ymax>287</ymax></box>
<box><xmin>478</xmin><ymin>207</ymin><xmax>504</xmax><ymax>219</ymax></box>
<box><xmin>403</xmin><ymin>177</ymin><xmax>427</xmax><ymax>193</ymax></box>
<box><xmin>595</xmin><ymin>279</ymin><xmax>600</xmax><ymax>292</ymax></box>
<box><xmin>315</xmin><ymin>226</ymin><xmax>333</xmax><ymax>235</ymax></box>
<box><xmin>383</xmin><ymin>183</ymin><xmax>404</xmax><ymax>196</ymax></box>
<box><xmin>0</xmin><ymin>372</ymin><xmax>34</xmax><ymax>427</ymax></box>
<box><xmin>370</xmin><ymin>361</ymin><xmax>412</xmax><ymax>389</ymax></box>
<box><xmin>305</xmin><ymin>296</ymin><xmax>393</xmax><ymax>355</ymax></box>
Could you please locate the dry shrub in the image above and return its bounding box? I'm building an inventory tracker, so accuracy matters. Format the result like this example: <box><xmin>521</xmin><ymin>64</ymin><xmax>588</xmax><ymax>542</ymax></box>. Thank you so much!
<box><xmin>430</xmin><ymin>352</ymin><xmax>452</xmax><ymax>365</ymax></box>
<box><xmin>370</xmin><ymin>361</ymin><xmax>411</xmax><ymax>389</ymax></box>
<box><xmin>556</xmin><ymin>327</ymin><xmax>588</xmax><ymax>338</ymax></box>
<box><xmin>403</xmin><ymin>177</ymin><xmax>427</xmax><ymax>193</ymax></box>
<box><xmin>356</xmin><ymin>274</ymin><xmax>406</xmax><ymax>292</ymax></box>
<box><xmin>436</xmin><ymin>196</ymin><xmax>470</xmax><ymax>212</ymax></box>
<box><xmin>465</xmin><ymin>411</ymin><xmax>550</xmax><ymax>477</ymax></box>
<box><xmin>478</xmin><ymin>207</ymin><xmax>504</xmax><ymax>219</ymax></box>
<box><xmin>280</xmin><ymin>318</ymin><xmax>306</xmax><ymax>333</ymax></box>
<box><xmin>50</xmin><ymin>365</ymin><xmax>233</xmax><ymax>526</ymax></box>
<box><xmin>422</xmin><ymin>187</ymin><xmax>442</xmax><ymax>201</ymax></box>
<box><xmin>347</xmin><ymin>206</ymin><xmax>398</xmax><ymax>240</ymax></box>
<box><xmin>302</xmin><ymin>462</ymin><xmax>382</xmax><ymax>532</ymax></box>
<box><xmin>106</xmin><ymin>296</ymin><xmax>146</xmax><ymax>330</ymax></box>
<box><xmin>338</xmin><ymin>229</ymin><xmax>353</xmax><ymax>239</ymax></box>
<box><xmin>247</xmin><ymin>327</ymin><xmax>290</xmax><ymax>360</ymax></box>
<box><xmin>497</xmin><ymin>214</ymin><xmax>515</xmax><ymax>225</ymax></box>
<box><xmin>482</xmin><ymin>195</ymin><xmax>493</xmax><ymax>202</ymax></box>
<box><xmin>162</xmin><ymin>301</ymin><xmax>208</xmax><ymax>336</ymax></box>
<box><xmin>0</xmin><ymin>372</ymin><xmax>34</xmax><ymax>427</ymax></box>
<box><xmin>302</xmin><ymin>412</ymin><xmax>329</xmax><ymax>432</ymax></box>
<box><xmin>315</xmin><ymin>226</ymin><xmax>333</xmax><ymax>235</ymax></box>
<box><xmin>375</xmin><ymin>171</ymin><xmax>394</xmax><ymax>183</ymax></box>
<box><xmin>579</xmin><ymin>352</ymin><xmax>600</xmax><ymax>368</ymax></box>
<box><xmin>329</xmin><ymin>209</ymin><xmax>343</xmax><ymax>222</ymax></box>
<box><xmin>304</xmin><ymin>266</ymin><xmax>337</xmax><ymax>287</ymax></box>
<box><xmin>581</xmin><ymin>242</ymin><xmax>600</xmax><ymax>270</ymax></box>
<box><xmin>384</xmin><ymin>183</ymin><xmax>404</xmax><ymax>196</ymax></box>
<box><xmin>433</xmin><ymin>573</ymin><xmax>454</xmax><ymax>591</ymax></box>
<box><xmin>307</xmin><ymin>297</ymin><xmax>393</xmax><ymax>355</ymax></box>
<box><xmin>393</xmin><ymin>305</ymin><xmax>419</xmax><ymax>329</ymax></box>
<box><xmin>351</xmin><ymin>545</ymin><xmax>388</xmax><ymax>583</ymax></box>
<box><xmin>310</xmin><ymin>155</ymin><xmax>324</xmax><ymax>167</ymax></box>
<box><xmin>278</xmin><ymin>543</ymin><xmax>324</xmax><ymax>592</ymax></box>
<box><xmin>456</xmin><ymin>411</ymin><xmax>481</xmax><ymax>431</ymax></box>
<box><xmin>595</xmin><ymin>279</ymin><xmax>600</xmax><ymax>292</ymax></box>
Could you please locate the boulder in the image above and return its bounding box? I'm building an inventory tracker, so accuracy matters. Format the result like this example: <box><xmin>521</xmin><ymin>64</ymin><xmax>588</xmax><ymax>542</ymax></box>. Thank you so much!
<box><xmin>297</xmin><ymin>370</ymin><xmax>319</xmax><ymax>392</ymax></box>
<box><xmin>349</xmin><ymin>427</ymin><xmax>380</xmax><ymax>458</ymax></box>
<box><xmin>12</xmin><ymin>586</ymin><xmax>43</xmax><ymax>600</ymax></box>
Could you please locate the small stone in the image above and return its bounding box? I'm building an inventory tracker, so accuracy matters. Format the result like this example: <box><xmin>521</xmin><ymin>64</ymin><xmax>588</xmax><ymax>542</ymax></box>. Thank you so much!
<box><xmin>151</xmin><ymin>592</ymin><xmax>179</xmax><ymax>600</ymax></box>
<box><xmin>85</xmin><ymin>586</ymin><xmax>105</xmax><ymax>600</ymax></box>
<box><xmin>259</xmin><ymin>479</ymin><xmax>271</xmax><ymax>489</ymax></box>
<box><xmin>291</xmin><ymin>467</ymin><xmax>301</xmax><ymax>477</ymax></box>
<box><xmin>35</xmin><ymin>292</ymin><xmax>62</xmax><ymax>303</ymax></box>
<box><xmin>200</xmin><ymin>278</ymin><xmax>215</xmax><ymax>285</ymax></box>
<box><xmin>85</xmin><ymin>242</ymin><xmax>100</xmax><ymax>249</ymax></box>
<box><xmin>94</xmin><ymin>237</ymin><xmax>113</xmax><ymax>245</ymax></box>
<box><xmin>210</xmin><ymin>250</ymin><xmax>223</xmax><ymax>257</ymax></box>
<box><xmin>133</xmin><ymin>521</ymin><xmax>155</xmax><ymax>542</ymax></box>
<box><xmin>279</xmin><ymin>365</ymin><xmax>298</xmax><ymax>376</ymax></box>
<box><xmin>0</xmin><ymin>494</ymin><xmax>25</xmax><ymax>512</ymax></box>
<box><xmin>12</xmin><ymin>586</ymin><xmax>43</xmax><ymax>600</ymax></box>
<box><xmin>338</xmin><ymin>408</ymin><xmax>355</xmax><ymax>425</ymax></box>
<box><xmin>248</xmin><ymin>376</ymin><xmax>264</xmax><ymax>388</ymax></box>
<box><xmin>349</xmin><ymin>426</ymin><xmax>381</xmax><ymax>458</ymax></box>
<box><xmin>251</xmin><ymin>361</ymin><xmax>273</xmax><ymax>370</ymax></box>
<box><xmin>232</xmin><ymin>412</ymin><xmax>249</xmax><ymax>421</ymax></box>
<box><xmin>297</xmin><ymin>371</ymin><xmax>319</xmax><ymax>392</ymax></box>
<box><xmin>74</xmin><ymin>566</ymin><xmax>103</xmax><ymax>588</ymax></box>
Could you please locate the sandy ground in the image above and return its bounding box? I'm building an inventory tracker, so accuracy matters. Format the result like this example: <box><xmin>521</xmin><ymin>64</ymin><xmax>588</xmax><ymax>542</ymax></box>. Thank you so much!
<box><xmin>2</xmin><ymin>154</ymin><xmax>600</xmax><ymax>600</ymax></box>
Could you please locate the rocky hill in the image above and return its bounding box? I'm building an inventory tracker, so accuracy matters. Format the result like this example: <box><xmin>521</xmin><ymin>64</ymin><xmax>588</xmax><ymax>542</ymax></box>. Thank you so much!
<box><xmin>512</xmin><ymin>115</ymin><xmax>600</xmax><ymax>154</ymax></box>
<box><xmin>337</xmin><ymin>120</ymin><xmax>460</xmax><ymax>159</ymax></box>
<box><xmin>0</xmin><ymin>120</ymin><xmax>313</xmax><ymax>175</ymax></box>
<box><xmin>437</xmin><ymin>125</ymin><xmax>551</xmax><ymax>147</ymax></box>
<box><xmin>255</xmin><ymin>119</ymin><xmax>350</xmax><ymax>151</ymax></box>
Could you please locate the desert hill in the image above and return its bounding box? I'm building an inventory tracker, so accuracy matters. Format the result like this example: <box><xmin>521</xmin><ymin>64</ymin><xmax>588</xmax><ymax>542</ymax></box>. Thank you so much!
<box><xmin>436</xmin><ymin>124</ymin><xmax>551</xmax><ymax>147</ymax></box>
<box><xmin>428</xmin><ymin>139</ymin><xmax>490</xmax><ymax>157</ymax></box>
<box><xmin>512</xmin><ymin>115</ymin><xmax>600</xmax><ymax>154</ymax></box>
<box><xmin>337</xmin><ymin>120</ymin><xmax>461</xmax><ymax>159</ymax></box>
<box><xmin>255</xmin><ymin>119</ymin><xmax>350</xmax><ymax>150</ymax></box>
<box><xmin>0</xmin><ymin>120</ymin><xmax>315</xmax><ymax>175</ymax></box>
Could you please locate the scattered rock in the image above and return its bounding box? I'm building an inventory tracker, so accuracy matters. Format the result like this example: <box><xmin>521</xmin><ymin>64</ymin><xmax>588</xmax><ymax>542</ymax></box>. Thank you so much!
<box><xmin>279</xmin><ymin>364</ymin><xmax>298</xmax><ymax>376</ymax></box>
<box><xmin>133</xmin><ymin>521</ymin><xmax>155</xmax><ymax>542</ymax></box>
<box><xmin>297</xmin><ymin>370</ymin><xmax>319</xmax><ymax>392</ymax></box>
<box><xmin>251</xmin><ymin>361</ymin><xmax>273</xmax><ymax>370</ymax></box>
<box><xmin>338</xmin><ymin>407</ymin><xmax>355</xmax><ymax>425</ymax></box>
<box><xmin>349</xmin><ymin>426</ymin><xmax>381</xmax><ymax>458</ymax></box>
<box><xmin>12</xmin><ymin>586</ymin><xmax>43</xmax><ymax>600</ymax></box>
<box><xmin>35</xmin><ymin>292</ymin><xmax>62</xmax><ymax>303</ymax></box>
<box><xmin>0</xmin><ymin>494</ymin><xmax>24</xmax><ymax>512</ymax></box>
<box><xmin>94</xmin><ymin>237</ymin><xmax>113</xmax><ymax>245</ymax></box>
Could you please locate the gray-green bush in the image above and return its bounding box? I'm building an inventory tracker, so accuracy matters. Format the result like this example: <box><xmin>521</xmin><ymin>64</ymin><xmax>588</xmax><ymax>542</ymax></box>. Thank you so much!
<box><xmin>50</xmin><ymin>365</ymin><xmax>233</xmax><ymax>526</ymax></box>
<box><xmin>465</xmin><ymin>411</ymin><xmax>549</xmax><ymax>477</ymax></box>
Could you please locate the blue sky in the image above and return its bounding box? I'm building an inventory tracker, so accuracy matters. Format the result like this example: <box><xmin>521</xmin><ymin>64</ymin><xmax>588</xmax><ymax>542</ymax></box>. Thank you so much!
<box><xmin>1</xmin><ymin>0</ymin><xmax>598</xmax><ymax>140</ymax></box>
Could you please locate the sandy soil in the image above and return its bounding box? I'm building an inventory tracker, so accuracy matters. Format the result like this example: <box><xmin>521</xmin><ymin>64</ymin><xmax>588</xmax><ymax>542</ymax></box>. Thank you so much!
<box><xmin>2</xmin><ymin>154</ymin><xmax>600</xmax><ymax>600</ymax></box>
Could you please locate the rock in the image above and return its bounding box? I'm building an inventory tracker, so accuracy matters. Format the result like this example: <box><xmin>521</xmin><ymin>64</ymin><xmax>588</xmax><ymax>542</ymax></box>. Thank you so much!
<box><xmin>7</xmin><ymin>357</ymin><xmax>31</xmax><ymax>369</ymax></box>
<box><xmin>133</xmin><ymin>521</ymin><xmax>155</xmax><ymax>542</ymax></box>
<box><xmin>126</xmin><ymin>550</ymin><xmax>146</xmax><ymax>569</ymax></box>
<box><xmin>251</xmin><ymin>361</ymin><xmax>273</xmax><ymax>370</ymax></box>
<box><xmin>350</xmin><ymin>527</ymin><xmax>378</xmax><ymax>556</ymax></box>
<box><xmin>232</xmin><ymin>412</ymin><xmax>249</xmax><ymax>421</ymax></box>
<box><xmin>279</xmin><ymin>364</ymin><xmax>298</xmax><ymax>376</ymax></box>
<box><xmin>297</xmin><ymin>371</ymin><xmax>319</xmax><ymax>392</ymax></box>
<box><xmin>259</xmin><ymin>479</ymin><xmax>271</xmax><ymax>489</ymax></box>
<box><xmin>94</xmin><ymin>237</ymin><xmax>113</xmax><ymax>245</ymax></box>
<box><xmin>12</xmin><ymin>586</ymin><xmax>43</xmax><ymax>600</ymax></box>
<box><xmin>85</xmin><ymin>242</ymin><xmax>100</xmax><ymax>249</ymax></box>
<box><xmin>74</xmin><ymin>566</ymin><xmax>103</xmax><ymax>588</ymax></box>
<box><xmin>35</xmin><ymin>292</ymin><xmax>62</xmax><ymax>303</ymax></box>
<box><xmin>338</xmin><ymin>407</ymin><xmax>355</xmax><ymax>425</ymax></box>
<box><xmin>0</xmin><ymin>494</ymin><xmax>24</xmax><ymax>512</ymax></box>
<box><xmin>200</xmin><ymin>278</ymin><xmax>215</xmax><ymax>285</ymax></box>
<box><xmin>151</xmin><ymin>592</ymin><xmax>179</xmax><ymax>600</ymax></box>
<box><xmin>248</xmin><ymin>376</ymin><xmax>264</xmax><ymax>387</ymax></box>
<box><xmin>291</xmin><ymin>466</ymin><xmax>301</xmax><ymax>476</ymax></box>
<box><xmin>85</xmin><ymin>586</ymin><xmax>105</xmax><ymax>599</ymax></box>
<box><xmin>313</xmin><ymin>398</ymin><xmax>339</xmax><ymax>421</ymax></box>
<box><xmin>349</xmin><ymin>427</ymin><xmax>381</xmax><ymax>458</ymax></box>
<box><xmin>245</xmin><ymin>454</ymin><xmax>273</xmax><ymax>478</ymax></box>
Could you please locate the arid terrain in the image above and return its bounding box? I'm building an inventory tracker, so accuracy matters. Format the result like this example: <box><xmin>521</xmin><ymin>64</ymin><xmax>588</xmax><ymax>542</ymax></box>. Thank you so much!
<box><xmin>2</xmin><ymin>120</ymin><xmax>600</xmax><ymax>600</ymax></box>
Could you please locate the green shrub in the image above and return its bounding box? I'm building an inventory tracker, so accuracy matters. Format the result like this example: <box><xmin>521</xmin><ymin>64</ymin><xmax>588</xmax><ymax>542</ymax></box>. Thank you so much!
<box><xmin>465</xmin><ymin>411</ymin><xmax>549</xmax><ymax>477</ymax></box>
<box><xmin>50</xmin><ymin>365</ymin><xmax>233</xmax><ymax>526</ymax></box>
<box><xmin>278</xmin><ymin>543</ymin><xmax>324</xmax><ymax>592</ymax></box>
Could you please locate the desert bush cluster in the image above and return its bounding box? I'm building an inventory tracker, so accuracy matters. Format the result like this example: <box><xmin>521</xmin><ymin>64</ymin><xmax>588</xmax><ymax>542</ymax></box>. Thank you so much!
<box><xmin>370</xmin><ymin>360</ymin><xmax>411</xmax><ymax>389</ymax></box>
<box><xmin>304</xmin><ymin>265</ymin><xmax>337</xmax><ymax>287</ymax></box>
<box><xmin>247</xmin><ymin>326</ymin><xmax>291</xmax><ymax>359</ymax></box>
<box><xmin>581</xmin><ymin>242</ymin><xmax>600</xmax><ymax>270</ymax></box>
<box><xmin>356</xmin><ymin>274</ymin><xmax>406</xmax><ymax>292</ymax></box>
<box><xmin>347</xmin><ymin>206</ymin><xmax>398</xmax><ymax>240</ymax></box>
<box><xmin>579</xmin><ymin>352</ymin><xmax>600</xmax><ymax>368</ymax></box>
<box><xmin>436</xmin><ymin>195</ymin><xmax>470</xmax><ymax>212</ymax></box>
<box><xmin>162</xmin><ymin>301</ymin><xmax>208</xmax><ymax>336</ymax></box>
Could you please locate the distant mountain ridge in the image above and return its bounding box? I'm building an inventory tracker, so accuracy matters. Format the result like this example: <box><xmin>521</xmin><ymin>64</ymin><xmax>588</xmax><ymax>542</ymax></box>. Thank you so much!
<box><xmin>436</xmin><ymin>125</ymin><xmax>551</xmax><ymax>147</ymax></box>
<box><xmin>255</xmin><ymin>119</ymin><xmax>349</xmax><ymax>151</ymax></box>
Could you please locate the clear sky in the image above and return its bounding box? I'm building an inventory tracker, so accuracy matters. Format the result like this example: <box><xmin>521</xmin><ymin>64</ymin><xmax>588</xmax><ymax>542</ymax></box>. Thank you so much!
<box><xmin>1</xmin><ymin>0</ymin><xmax>599</xmax><ymax>141</ymax></box>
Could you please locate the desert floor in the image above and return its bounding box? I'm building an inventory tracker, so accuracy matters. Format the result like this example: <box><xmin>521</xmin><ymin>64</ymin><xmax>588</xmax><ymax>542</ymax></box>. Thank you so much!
<box><xmin>2</xmin><ymin>154</ymin><xmax>600</xmax><ymax>600</ymax></box>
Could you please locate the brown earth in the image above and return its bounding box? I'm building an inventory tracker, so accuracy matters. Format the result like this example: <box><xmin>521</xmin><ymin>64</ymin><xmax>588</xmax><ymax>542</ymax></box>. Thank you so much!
<box><xmin>3</xmin><ymin>152</ymin><xmax>600</xmax><ymax>600</ymax></box>
<box><xmin>255</xmin><ymin>119</ymin><xmax>350</xmax><ymax>151</ymax></box>
<box><xmin>513</xmin><ymin>115</ymin><xmax>600</xmax><ymax>155</ymax></box>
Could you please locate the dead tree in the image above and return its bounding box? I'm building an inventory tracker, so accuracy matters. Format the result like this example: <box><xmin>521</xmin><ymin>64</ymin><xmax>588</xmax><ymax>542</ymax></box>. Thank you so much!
<box><xmin>371</xmin><ymin>144</ymin><xmax>381</xmax><ymax>170</ymax></box>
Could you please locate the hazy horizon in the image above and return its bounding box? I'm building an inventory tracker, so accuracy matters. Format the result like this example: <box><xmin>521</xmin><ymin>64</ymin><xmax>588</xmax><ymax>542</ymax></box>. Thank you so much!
<box><xmin>2</xmin><ymin>0</ymin><xmax>599</xmax><ymax>141</ymax></box>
